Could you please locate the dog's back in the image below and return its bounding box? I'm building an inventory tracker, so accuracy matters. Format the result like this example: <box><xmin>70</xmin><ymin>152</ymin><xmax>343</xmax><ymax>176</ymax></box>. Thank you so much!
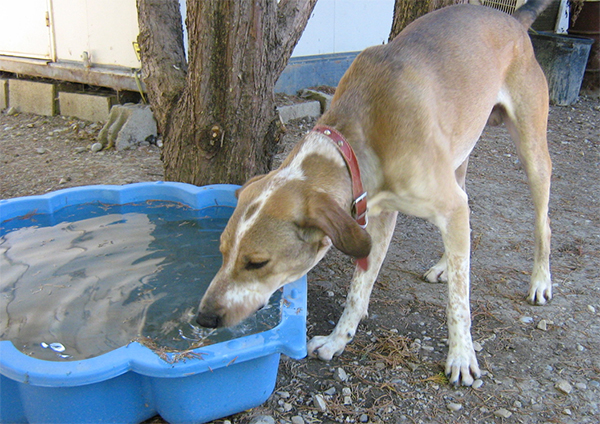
<box><xmin>322</xmin><ymin>4</ymin><xmax>546</xmax><ymax>169</ymax></box>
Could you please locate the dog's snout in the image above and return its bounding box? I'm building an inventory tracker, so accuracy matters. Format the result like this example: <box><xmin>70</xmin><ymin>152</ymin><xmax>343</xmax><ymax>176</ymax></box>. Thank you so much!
<box><xmin>195</xmin><ymin>311</ymin><xmax>222</xmax><ymax>328</ymax></box>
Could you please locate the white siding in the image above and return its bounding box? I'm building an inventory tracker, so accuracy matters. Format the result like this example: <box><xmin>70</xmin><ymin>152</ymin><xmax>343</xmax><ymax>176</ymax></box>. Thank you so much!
<box><xmin>292</xmin><ymin>0</ymin><xmax>395</xmax><ymax>57</ymax></box>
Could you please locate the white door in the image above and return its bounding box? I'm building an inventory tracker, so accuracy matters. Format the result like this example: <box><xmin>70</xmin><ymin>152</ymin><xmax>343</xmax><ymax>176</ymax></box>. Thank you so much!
<box><xmin>0</xmin><ymin>0</ymin><xmax>53</xmax><ymax>60</ymax></box>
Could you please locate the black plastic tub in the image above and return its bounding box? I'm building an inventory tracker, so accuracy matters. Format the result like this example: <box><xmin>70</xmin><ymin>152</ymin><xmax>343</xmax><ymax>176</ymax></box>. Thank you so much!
<box><xmin>530</xmin><ymin>31</ymin><xmax>594</xmax><ymax>105</ymax></box>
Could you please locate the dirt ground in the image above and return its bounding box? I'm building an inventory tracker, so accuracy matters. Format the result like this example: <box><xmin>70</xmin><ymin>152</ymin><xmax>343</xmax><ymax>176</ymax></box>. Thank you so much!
<box><xmin>1</xmin><ymin>93</ymin><xmax>599</xmax><ymax>424</ymax></box>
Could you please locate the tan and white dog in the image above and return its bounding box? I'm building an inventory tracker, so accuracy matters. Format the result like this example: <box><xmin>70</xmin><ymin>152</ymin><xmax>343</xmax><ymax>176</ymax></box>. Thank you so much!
<box><xmin>196</xmin><ymin>0</ymin><xmax>553</xmax><ymax>386</ymax></box>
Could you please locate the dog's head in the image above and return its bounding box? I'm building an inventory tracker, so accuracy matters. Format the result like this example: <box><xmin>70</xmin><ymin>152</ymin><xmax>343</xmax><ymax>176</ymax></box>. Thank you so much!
<box><xmin>195</xmin><ymin>170</ymin><xmax>371</xmax><ymax>328</ymax></box>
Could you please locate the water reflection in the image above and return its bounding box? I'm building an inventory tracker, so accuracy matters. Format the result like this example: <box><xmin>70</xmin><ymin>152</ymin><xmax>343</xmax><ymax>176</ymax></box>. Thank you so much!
<box><xmin>0</xmin><ymin>202</ymin><xmax>281</xmax><ymax>361</ymax></box>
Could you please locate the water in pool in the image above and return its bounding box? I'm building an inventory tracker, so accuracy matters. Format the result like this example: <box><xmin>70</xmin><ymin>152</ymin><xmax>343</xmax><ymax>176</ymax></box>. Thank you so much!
<box><xmin>0</xmin><ymin>201</ymin><xmax>282</xmax><ymax>361</ymax></box>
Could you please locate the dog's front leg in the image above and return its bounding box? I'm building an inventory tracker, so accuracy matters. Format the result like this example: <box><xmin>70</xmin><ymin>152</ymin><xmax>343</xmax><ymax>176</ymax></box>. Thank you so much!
<box><xmin>308</xmin><ymin>211</ymin><xmax>398</xmax><ymax>360</ymax></box>
<box><xmin>438</xmin><ymin>196</ymin><xmax>481</xmax><ymax>386</ymax></box>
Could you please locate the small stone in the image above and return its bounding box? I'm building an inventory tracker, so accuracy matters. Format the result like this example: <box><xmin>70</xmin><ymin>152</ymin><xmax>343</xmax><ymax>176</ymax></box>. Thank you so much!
<box><xmin>360</xmin><ymin>413</ymin><xmax>369</xmax><ymax>422</ymax></box>
<box><xmin>249</xmin><ymin>416</ymin><xmax>275</xmax><ymax>424</ymax></box>
<box><xmin>514</xmin><ymin>400</ymin><xmax>522</xmax><ymax>408</ymax></box>
<box><xmin>472</xmin><ymin>379</ymin><xmax>484</xmax><ymax>389</ymax></box>
<box><xmin>520</xmin><ymin>316</ymin><xmax>533</xmax><ymax>324</ymax></box>
<box><xmin>223</xmin><ymin>421</ymin><xmax>231</xmax><ymax>424</ymax></box>
<box><xmin>563</xmin><ymin>408</ymin><xmax>572</xmax><ymax>416</ymax></box>
<box><xmin>447</xmin><ymin>403</ymin><xmax>462</xmax><ymax>412</ymax></box>
<box><xmin>375</xmin><ymin>361</ymin><xmax>386</xmax><ymax>370</ymax></box>
<box><xmin>58</xmin><ymin>178</ymin><xmax>68</xmax><ymax>185</ymax></box>
<box><xmin>6</xmin><ymin>107</ymin><xmax>18</xmax><ymax>116</ymax></box>
<box><xmin>74</xmin><ymin>146</ymin><xmax>87</xmax><ymax>154</ymax></box>
<box><xmin>291</xmin><ymin>416</ymin><xmax>304</xmax><ymax>424</ymax></box>
<box><xmin>555</xmin><ymin>380</ymin><xmax>572</xmax><ymax>394</ymax></box>
<box><xmin>324</xmin><ymin>387</ymin><xmax>336</xmax><ymax>396</ymax></box>
<box><xmin>283</xmin><ymin>402</ymin><xmax>293</xmax><ymax>412</ymax></box>
<box><xmin>575</xmin><ymin>382</ymin><xmax>587</xmax><ymax>390</ymax></box>
<box><xmin>494</xmin><ymin>408</ymin><xmax>512</xmax><ymax>418</ymax></box>
<box><xmin>342</xmin><ymin>387</ymin><xmax>352</xmax><ymax>396</ymax></box>
<box><xmin>494</xmin><ymin>408</ymin><xmax>512</xmax><ymax>419</ymax></box>
<box><xmin>537</xmin><ymin>319</ymin><xmax>548</xmax><ymax>331</ymax></box>
<box><xmin>473</xmin><ymin>341</ymin><xmax>483</xmax><ymax>352</ymax></box>
<box><xmin>407</xmin><ymin>362</ymin><xmax>419</xmax><ymax>372</ymax></box>
<box><xmin>334</xmin><ymin>367</ymin><xmax>348</xmax><ymax>382</ymax></box>
<box><xmin>588</xmin><ymin>305</ymin><xmax>596</xmax><ymax>314</ymax></box>
<box><xmin>276</xmin><ymin>391</ymin><xmax>290</xmax><ymax>399</ymax></box>
<box><xmin>313</xmin><ymin>394</ymin><xmax>327</xmax><ymax>412</ymax></box>
<box><xmin>36</xmin><ymin>147</ymin><xmax>47</xmax><ymax>154</ymax></box>
<box><xmin>577</xmin><ymin>343</ymin><xmax>585</xmax><ymax>351</ymax></box>
<box><xmin>344</xmin><ymin>396</ymin><xmax>352</xmax><ymax>405</ymax></box>
<box><xmin>91</xmin><ymin>142</ymin><xmax>103</xmax><ymax>152</ymax></box>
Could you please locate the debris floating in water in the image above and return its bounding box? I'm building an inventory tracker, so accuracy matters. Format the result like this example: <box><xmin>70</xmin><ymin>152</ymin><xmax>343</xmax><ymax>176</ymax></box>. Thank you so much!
<box><xmin>41</xmin><ymin>342</ymin><xmax>66</xmax><ymax>353</ymax></box>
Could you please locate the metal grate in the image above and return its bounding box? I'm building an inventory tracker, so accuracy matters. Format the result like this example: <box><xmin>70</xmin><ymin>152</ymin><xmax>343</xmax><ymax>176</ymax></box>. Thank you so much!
<box><xmin>472</xmin><ymin>0</ymin><xmax>527</xmax><ymax>14</ymax></box>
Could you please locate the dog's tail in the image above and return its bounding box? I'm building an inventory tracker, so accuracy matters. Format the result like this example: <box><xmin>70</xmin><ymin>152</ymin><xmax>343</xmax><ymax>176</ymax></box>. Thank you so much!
<box><xmin>512</xmin><ymin>0</ymin><xmax>553</xmax><ymax>28</ymax></box>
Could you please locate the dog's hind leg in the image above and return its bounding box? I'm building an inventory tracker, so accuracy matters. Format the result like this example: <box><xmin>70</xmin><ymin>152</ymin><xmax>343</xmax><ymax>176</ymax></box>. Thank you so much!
<box><xmin>423</xmin><ymin>157</ymin><xmax>470</xmax><ymax>284</ymax></box>
<box><xmin>500</xmin><ymin>82</ymin><xmax>552</xmax><ymax>304</ymax></box>
<box><xmin>307</xmin><ymin>211</ymin><xmax>398</xmax><ymax>360</ymax></box>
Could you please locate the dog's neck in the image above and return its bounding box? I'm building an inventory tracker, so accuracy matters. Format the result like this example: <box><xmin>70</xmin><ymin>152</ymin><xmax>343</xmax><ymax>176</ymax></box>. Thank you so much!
<box><xmin>312</xmin><ymin>125</ymin><xmax>368</xmax><ymax>228</ymax></box>
<box><xmin>280</xmin><ymin>130</ymin><xmax>355</xmax><ymax>211</ymax></box>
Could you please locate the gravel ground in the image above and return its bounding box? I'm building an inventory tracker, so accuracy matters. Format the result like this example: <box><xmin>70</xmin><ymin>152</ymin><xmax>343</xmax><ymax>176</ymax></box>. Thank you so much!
<box><xmin>1</xmin><ymin>93</ymin><xmax>599</xmax><ymax>424</ymax></box>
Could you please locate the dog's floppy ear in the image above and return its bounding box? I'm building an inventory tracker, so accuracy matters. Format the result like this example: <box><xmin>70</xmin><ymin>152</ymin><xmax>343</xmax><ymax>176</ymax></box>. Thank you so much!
<box><xmin>236</xmin><ymin>174</ymin><xmax>266</xmax><ymax>198</ymax></box>
<box><xmin>300</xmin><ymin>191</ymin><xmax>371</xmax><ymax>259</ymax></box>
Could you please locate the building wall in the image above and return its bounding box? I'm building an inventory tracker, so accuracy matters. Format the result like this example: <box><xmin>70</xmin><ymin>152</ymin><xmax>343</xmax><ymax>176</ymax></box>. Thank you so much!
<box><xmin>0</xmin><ymin>0</ymin><xmax>140</xmax><ymax>68</ymax></box>
<box><xmin>52</xmin><ymin>0</ymin><xmax>140</xmax><ymax>68</ymax></box>
<box><xmin>292</xmin><ymin>0</ymin><xmax>394</xmax><ymax>57</ymax></box>
<box><xmin>0</xmin><ymin>0</ymin><xmax>53</xmax><ymax>60</ymax></box>
<box><xmin>0</xmin><ymin>0</ymin><xmax>394</xmax><ymax>93</ymax></box>
<box><xmin>179</xmin><ymin>0</ymin><xmax>394</xmax><ymax>58</ymax></box>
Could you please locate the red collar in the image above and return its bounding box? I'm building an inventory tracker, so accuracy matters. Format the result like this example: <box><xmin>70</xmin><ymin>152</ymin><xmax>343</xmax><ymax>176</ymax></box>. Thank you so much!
<box><xmin>312</xmin><ymin>125</ymin><xmax>369</xmax><ymax>270</ymax></box>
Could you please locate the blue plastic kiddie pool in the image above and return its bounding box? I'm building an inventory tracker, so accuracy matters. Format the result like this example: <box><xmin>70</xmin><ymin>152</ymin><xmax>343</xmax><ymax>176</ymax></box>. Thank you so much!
<box><xmin>0</xmin><ymin>182</ymin><xmax>307</xmax><ymax>424</ymax></box>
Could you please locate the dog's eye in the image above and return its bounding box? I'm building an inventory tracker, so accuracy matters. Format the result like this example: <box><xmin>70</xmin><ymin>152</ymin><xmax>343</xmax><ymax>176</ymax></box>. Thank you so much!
<box><xmin>245</xmin><ymin>260</ymin><xmax>269</xmax><ymax>271</ymax></box>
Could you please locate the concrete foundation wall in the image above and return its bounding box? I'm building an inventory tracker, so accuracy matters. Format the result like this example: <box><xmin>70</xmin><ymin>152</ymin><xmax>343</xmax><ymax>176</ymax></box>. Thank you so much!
<box><xmin>59</xmin><ymin>91</ymin><xmax>117</xmax><ymax>122</ymax></box>
<box><xmin>0</xmin><ymin>79</ymin><xmax>7</xmax><ymax>110</ymax></box>
<box><xmin>8</xmin><ymin>79</ymin><xmax>57</xmax><ymax>116</ymax></box>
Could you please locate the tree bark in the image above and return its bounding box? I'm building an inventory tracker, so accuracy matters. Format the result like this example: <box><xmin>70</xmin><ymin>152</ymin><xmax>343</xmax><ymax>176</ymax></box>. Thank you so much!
<box><xmin>136</xmin><ymin>0</ymin><xmax>187</xmax><ymax>133</ymax></box>
<box><xmin>389</xmin><ymin>0</ymin><xmax>466</xmax><ymax>41</ymax></box>
<box><xmin>137</xmin><ymin>0</ymin><xmax>317</xmax><ymax>186</ymax></box>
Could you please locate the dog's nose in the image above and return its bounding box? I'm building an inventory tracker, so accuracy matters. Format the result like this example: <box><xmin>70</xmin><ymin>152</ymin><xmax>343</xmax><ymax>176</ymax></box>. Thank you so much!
<box><xmin>195</xmin><ymin>311</ymin><xmax>222</xmax><ymax>328</ymax></box>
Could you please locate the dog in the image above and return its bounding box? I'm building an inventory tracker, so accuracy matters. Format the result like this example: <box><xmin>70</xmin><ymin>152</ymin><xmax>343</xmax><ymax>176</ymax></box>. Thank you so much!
<box><xmin>196</xmin><ymin>0</ymin><xmax>553</xmax><ymax>386</ymax></box>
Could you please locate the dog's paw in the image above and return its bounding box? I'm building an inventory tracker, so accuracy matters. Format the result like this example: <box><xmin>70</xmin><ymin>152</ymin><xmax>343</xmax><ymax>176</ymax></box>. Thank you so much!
<box><xmin>423</xmin><ymin>259</ymin><xmax>447</xmax><ymax>283</ymax></box>
<box><xmin>445</xmin><ymin>347</ymin><xmax>481</xmax><ymax>386</ymax></box>
<box><xmin>527</xmin><ymin>278</ymin><xmax>552</xmax><ymax>305</ymax></box>
<box><xmin>307</xmin><ymin>335</ymin><xmax>347</xmax><ymax>361</ymax></box>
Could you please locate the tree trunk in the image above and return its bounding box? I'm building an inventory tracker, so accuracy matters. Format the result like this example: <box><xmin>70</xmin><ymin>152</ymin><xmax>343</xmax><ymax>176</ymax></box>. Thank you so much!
<box><xmin>137</xmin><ymin>0</ymin><xmax>317</xmax><ymax>186</ymax></box>
<box><xmin>389</xmin><ymin>0</ymin><xmax>466</xmax><ymax>41</ymax></box>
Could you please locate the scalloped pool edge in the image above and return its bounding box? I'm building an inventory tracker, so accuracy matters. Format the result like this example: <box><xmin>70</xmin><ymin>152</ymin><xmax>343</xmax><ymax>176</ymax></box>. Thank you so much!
<box><xmin>0</xmin><ymin>182</ymin><xmax>307</xmax><ymax>424</ymax></box>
